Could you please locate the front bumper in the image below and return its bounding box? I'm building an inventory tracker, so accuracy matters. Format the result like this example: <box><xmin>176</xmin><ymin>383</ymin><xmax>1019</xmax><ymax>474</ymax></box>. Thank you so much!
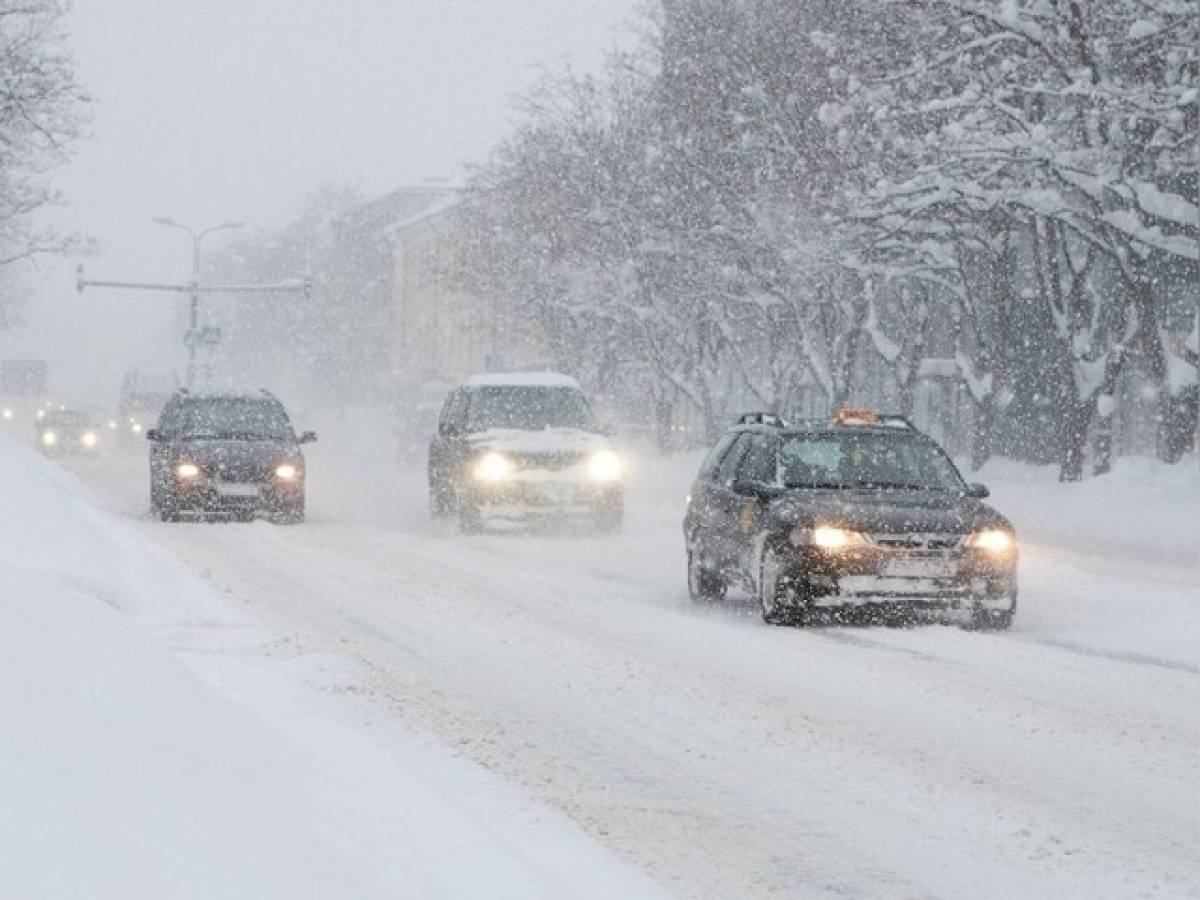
<box><xmin>172</xmin><ymin>478</ymin><xmax>304</xmax><ymax>514</ymax></box>
<box><xmin>783</xmin><ymin>544</ymin><xmax>1017</xmax><ymax>612</ymax></box>
<box><xmin>461</xmin><ymin>476</ymin><xmax>622</xmax><ymax>520</ymax></box>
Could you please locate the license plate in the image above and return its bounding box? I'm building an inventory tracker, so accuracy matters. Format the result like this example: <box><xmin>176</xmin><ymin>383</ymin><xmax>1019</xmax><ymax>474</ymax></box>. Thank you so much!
<box><xmin>539</xmin><ymin>483</ymin><xmax>578</xmax><ymax>502</ymax></box>
<box><xmin>882</xmin><ymin>558</ymin><xmax>957</xmax><ymax>579</ymax></box>
<box><xmin>217</xmin><ymin>483</ymin><xmax>260</xmax><ymax>498</ymax></box>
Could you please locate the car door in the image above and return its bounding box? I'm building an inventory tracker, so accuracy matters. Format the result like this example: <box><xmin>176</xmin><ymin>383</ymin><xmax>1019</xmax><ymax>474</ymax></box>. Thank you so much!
<box><xmin>431</xmin><ymin>389</ymin><xmax>471</xmax><ymax>489</ymax></box>
<box><xmin>728</xmin><ymin>432</ymin><xmax>781</xmax><ymax>578</ymax></box>
<box><xmin>703</xmin><ymin>433</ymin><xmax>755</xmax><ymax>572</ymax></box>
<box><xmin>686</xmin><ymin>431</ymin><xmax>739</xmax><ymax>539</ymax></box>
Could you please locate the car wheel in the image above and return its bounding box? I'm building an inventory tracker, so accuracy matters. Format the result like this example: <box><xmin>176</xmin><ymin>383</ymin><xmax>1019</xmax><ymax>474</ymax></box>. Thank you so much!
<box><xmin>971</xmin><ymin>592</ymin><xmax>1017</xmax><ymax>631</ymax></box>
<box><xmin>457</xmin><ymin>498</ymin><xmax>483</xmax><ymax>534</ymax></box>
<box><xmin>759</xmin><ymin>542</ymin><xmax>802</xmax><ymax>626</ymax></box>
<box><xmin>276</xmin><ymin>497</ymin><xmax>305</xmax><ymax>524</ymax></box>
<box><xmin>687</xmin><ymin>541</ymin><xmax>726</xmax><ymax>602</ymax></box>
<box><xmin>429</xmin><ymin>477</ymin><xmax>454</xmax><ymax>517</ymax></box>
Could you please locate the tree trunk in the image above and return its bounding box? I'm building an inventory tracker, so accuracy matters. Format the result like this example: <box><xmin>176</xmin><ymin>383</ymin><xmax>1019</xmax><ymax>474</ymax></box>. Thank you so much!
<box><xmin>1059</xmin><ymin>389</ymin><xmax>1093</xmax><ymax>482</ymax></box>
<box><xmin>970</xmin><ymin>394</ymin><xmax>994</xmax><ymax>472</ymax></box>
<box><xmin>1159</xmin><ymin>387</ymin><xmax>1199</xmax><ymax>463</ymax></box>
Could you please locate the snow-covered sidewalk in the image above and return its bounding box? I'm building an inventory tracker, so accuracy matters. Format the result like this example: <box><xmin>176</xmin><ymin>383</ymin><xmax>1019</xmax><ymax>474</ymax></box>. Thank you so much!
<box><xmin>0</xmin><ymin>438</ymin><xmax>665</xmax><ymax>900</ymax></box>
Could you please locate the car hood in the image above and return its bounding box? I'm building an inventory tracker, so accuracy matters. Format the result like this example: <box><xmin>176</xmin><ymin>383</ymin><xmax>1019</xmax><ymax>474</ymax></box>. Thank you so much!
<box><xmin>469</xmin><ymin>428</ymin><xmax>612</xmax><ymax>457</ymax></box>
<box><xmin>170</xmin><ymin>438</ymin><xmax>299</xmax><ymax>469</ymax></box>
<box><xmin>773</xmin><ymin>489</ymin><xmax>1011</xmax><ymax>535</ymax></box>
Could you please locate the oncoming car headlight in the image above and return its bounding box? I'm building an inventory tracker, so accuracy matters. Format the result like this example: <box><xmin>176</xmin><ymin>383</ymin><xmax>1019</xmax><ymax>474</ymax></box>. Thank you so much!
<box><xmin>41</xmin><ymin>430</ymin><xmax>57</xmax><ymax>446</ymax></box>
<box><xmin>1</xmin><ymin>407</ymin><xmax>13</xmax><ymax>420</ymax></box>
<box><xmin>81</xmin><ymin>431</ymin><xmax>98</xmax><ymax>448</ymax></box>
<box><xmin>588</xmin><ymin>449</ymin><xmax>622</xmax><ymax>482</ymax></box>
<box><xmin>176</xmin><ymin>462</ymin><xmax>201</xmax><ymax>479</ymax></box>
<box><xmin>130</xmin><ymin>421</ymin><xmax>143</xmax><ymax>434</ymax></box>
<box><xmin>275</xmin><ymin>463</ymin><xmax>299</xmax><ymax>480</ymax></box>
<box><xmin>790</xmin><ymin>525</ymin><xmax>868</xmax><ymax>551</ymax></box>
<box><xmin>474</xmin><ymin>451</ymin><xmax>514</xmax><ymax>482</ymax></box>
<box><xmin>966</xmin><ymin>529</ymin><xmax>1015</xmax><ymax>554</ymax></box>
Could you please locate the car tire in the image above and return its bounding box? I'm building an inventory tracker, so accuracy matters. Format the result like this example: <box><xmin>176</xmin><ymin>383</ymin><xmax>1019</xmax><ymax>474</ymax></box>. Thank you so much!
<box><xmin>276</xmin><ymin>497</ymin><xmax>305</xmax><ymax>524</ymax></box>
<box><xmin>759</xmin><ymin>542</ymin><xmax>802</xmax><ymax>626</ymax></box>
<box><xmin>971</xmin><ymin>593</ymin><xmax>1017</xmax><ymax>631</ymax></box>
<box><xmin>457</xmin><ymin>498</ymin><xmax>483</xmax><ymax>534</ymax></box>
<box><xmin>687</xmin><ymin>541</ymin><xmax>726</xmax><ymax>603</ymax></box>
<box><xmin>429</xmin><ymin>477</ymin><xmax>454</xmax><ymax>518</ymax></box>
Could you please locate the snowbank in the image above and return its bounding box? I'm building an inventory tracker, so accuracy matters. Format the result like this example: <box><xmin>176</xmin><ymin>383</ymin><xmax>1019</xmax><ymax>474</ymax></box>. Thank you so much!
<box><xmin>0</xmin><ymin>437</ymin><xmax>664</xmax><ymax>900</ymax></box>
<box><xmin>978</xmin><ymin>454</ymin><xmax>1198</xmax><ymax>569</ymax></box>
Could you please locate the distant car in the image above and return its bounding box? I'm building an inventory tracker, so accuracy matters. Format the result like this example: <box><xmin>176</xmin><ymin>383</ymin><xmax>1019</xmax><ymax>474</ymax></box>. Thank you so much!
<box><xmin>428</xmin><ymin>372</ymin><xmax>624</xmax><ymax>532</ymax></box>
<box><xmin>35</xmin><ymin>409</ymin><xmax>104</xmax><ymax>456</ymax></box>
<box><xmin>683</xmin><ymin>410</ymin><xmax>1018</xmax><ymax>628</ymax></box>
<box><xmin>146</xmin><ymin>389</ymin><xmax>316</xmax><ymax>523</ymax></box>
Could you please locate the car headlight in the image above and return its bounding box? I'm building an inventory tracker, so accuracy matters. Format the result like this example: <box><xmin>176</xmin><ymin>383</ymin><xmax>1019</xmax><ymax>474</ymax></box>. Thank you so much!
<box><xmin>2</xmin><ymin>407</ymin><xmax>13</xmax><ymax>420</ymax></box>
<box><xmin>474</xmin><ymin>451</ymin><xmax>514</xmax><ymax>481</ymax></box>
<box><xmin>130</xmin><ymin>421</ymin><xmax>143</xmax><ymax>434</ymax></box>
<box><xmin>81</xmin><ymin>431</ymin><xmax>98</xmax><ymax>448</ymax></box>
<box><xmin>588</xmin><ymin>449</ymin><xmax>623</xmax><ymax>482</ymax></box>
<box><xmin>966</xmin><ymin>529</ymin><xmax>1015</xmax><ymax>554</ymax></box>
<box><xmin>176</xmin><ymin>462</ymin><xmax>201</xmax><ymax>479</ymax></box>
<box><xmin>41</xmin><ymin>430</ymin><xmax>57</xmax><ymax>446</ymax></box>
<box><xmin>791</xmin><ymin>525</ymin><xmax>868</xmax><ymax>550</ymax></box>
<box><xmin>275</xmin><ymin>463</ymin><xmax>299</xmax><ymax>480</ymax></box>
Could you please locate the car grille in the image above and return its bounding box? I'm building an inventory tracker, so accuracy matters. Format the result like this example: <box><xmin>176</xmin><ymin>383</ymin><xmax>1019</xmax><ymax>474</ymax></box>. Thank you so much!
<box><xmin>871</xmin><ymin>533</ymin><xmax>963</xmax><ymax>552</ymax></box>
<box><xmin>214</xmin><ymin>461</ymin><xmax>265</xmax><ymax>482</ymax></box>
<box><xmin>513</xmin><ymin>451</ymin><xmax>589</xmax><ymax>471</ymax></box>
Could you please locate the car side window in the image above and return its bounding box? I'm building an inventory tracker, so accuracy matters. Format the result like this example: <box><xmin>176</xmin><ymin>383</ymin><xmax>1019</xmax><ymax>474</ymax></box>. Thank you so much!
<box><xmin>156</xmin><ymin>399</ymin><xmax>183</xmax><ymax>437</ymax></box>
<box><xmin>714</xmin><ymin>434</ymin><xmax>750</xmax><ymax>485</ymax></box>
<box><xmin>439</xmin><ymin>391</ymin><xmax>462</xmax><ymax>433</ymax></box>
<box><xmin>737</xmin><ymin>434</ymin><xmax>779</xmax><ymax>484</ymax></box>
<box><xmin>698</xmin><ymin>432</ymin><xmax>738</xmax><ymax>480</ymax></box>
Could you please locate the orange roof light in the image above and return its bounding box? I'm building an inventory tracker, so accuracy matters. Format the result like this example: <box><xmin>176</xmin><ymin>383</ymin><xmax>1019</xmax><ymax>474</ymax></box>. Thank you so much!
<box><xmin>834</xmin><ymin>407</ymin><xmax>880</xmax><ymax>426</ymax></box>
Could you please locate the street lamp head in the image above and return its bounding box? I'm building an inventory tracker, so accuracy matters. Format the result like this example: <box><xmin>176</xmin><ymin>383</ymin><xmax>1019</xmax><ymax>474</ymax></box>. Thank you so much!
<box><xmin>152</xmin><ymin>215</ymin><xmax>177</xmax><ymax>227</ymax></box>
<box><xmin>220</xmin><ymin>220</ymin><xmax>245</xmax><ymax>230</ymax></box>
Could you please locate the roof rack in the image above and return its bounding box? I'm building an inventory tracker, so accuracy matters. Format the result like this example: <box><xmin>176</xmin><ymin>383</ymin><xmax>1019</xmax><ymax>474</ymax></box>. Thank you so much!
<box><xmin>737</xmin><ymin>412</ymin><xmax>788</xmax><ymax>428</ymax></box>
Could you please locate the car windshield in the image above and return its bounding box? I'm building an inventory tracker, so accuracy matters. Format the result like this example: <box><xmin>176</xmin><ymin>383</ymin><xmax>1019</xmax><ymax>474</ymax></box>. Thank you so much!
<box><xmin>44</xmin><ymin>411</ymin><xmax>91</xmax><ymax>427</ymax></box>
<box><xmin>465</xmin><ymin>386</ymin><xmax>593</xmax><ymax>431</ymax></box>
<box><xmin>779</xmin><ymin>432</ymin><xmax>965</xmax><ymax>492</ymax></box>
<box><xmin>177</xmin><ymin>398</ymin><xmax>293</xmax><ymax>440</ymax></box>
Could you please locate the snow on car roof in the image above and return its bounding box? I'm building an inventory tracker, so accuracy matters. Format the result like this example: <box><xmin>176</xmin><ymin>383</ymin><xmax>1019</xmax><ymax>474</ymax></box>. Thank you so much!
<box><xmin>463</xmin><ymin>372</ymin><xmax>581</xmax><ymax>389</ymax></box>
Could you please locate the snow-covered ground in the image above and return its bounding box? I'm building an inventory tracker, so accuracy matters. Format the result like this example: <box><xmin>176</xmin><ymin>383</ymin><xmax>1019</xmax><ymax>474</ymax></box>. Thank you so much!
<box><xmin>2</xmin><ymin>423</ymin><xmax>1197</xmax><ymax>899</ymax></box>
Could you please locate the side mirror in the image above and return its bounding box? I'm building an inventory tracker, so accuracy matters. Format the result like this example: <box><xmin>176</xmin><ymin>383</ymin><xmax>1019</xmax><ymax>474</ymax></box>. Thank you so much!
<box><xmin>732</xmin><ymin>479</ymin><xmax>783</xmax><ymax>501</ymax></box>
<box><xmin>965</xmin><ymin>483</ymin><xmax>990</xmax><ymax>499</ymax></box>
<box><xmin>145</xmin><ymin>429</ymin><xmax>159</xmax><ymax>441</ymax></box>
<box><xmin>299</xmin><ymin>431</ymin><xmax>318</xmax><ymax>444</ymax></box>
<box><xmin>438</xmin><ymin>422</ymin><xmax>459</xmax><ymax>437</ymax></box>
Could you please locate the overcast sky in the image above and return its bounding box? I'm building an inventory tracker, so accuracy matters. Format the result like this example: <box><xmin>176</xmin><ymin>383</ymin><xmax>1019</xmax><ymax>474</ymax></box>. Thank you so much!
<box><xmin>21</xmin><ymin>0</ymin><xmax>637</xmax><ymax>402</ymax></box>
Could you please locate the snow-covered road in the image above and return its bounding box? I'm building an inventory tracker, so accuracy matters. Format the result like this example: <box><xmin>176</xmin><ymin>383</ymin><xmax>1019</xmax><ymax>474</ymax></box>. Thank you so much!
<box><xmin>15</xmin><ymin>430</ymin><xmax>1200</xmax><ymax>899</ymax></box>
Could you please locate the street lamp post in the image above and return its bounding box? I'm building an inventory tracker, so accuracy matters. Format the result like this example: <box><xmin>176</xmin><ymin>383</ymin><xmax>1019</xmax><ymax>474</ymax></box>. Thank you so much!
<box><xmin>153</xmin><ymin>217</ymin><xmax>244</xmax><ymax>386</ymax></box>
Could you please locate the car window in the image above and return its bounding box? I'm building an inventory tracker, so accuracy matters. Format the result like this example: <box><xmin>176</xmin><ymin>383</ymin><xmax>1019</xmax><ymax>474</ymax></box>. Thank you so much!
<box><xmin>779</xmin><ymin>432</ymin><xmax>965</xmax><ymax>491</ymax></box>
<box><xmin>156</xmin><ymin>400</ymin><xmax>184</xmax><ymax>435</ymax></box>
<box><xmin>171</xmin><ymin>398</ymin><xmax>294</xmax><ymax>440</ymax></box>
<box><xmin>714</xmin><ymin>434</ymin><xmax>751</xmax><ymax>485</ymax></box>
<box><xmin>464</xmin><ymin>386</ymin><xmax>593</xmax><ymax>431</ymax></box>
<box><xmin>439</xmin><ymin>391</ymin><xmax>461</xmax><ymax>432</ymax></box>
<box><xmin>737</xmin><ymin>434</ymin><xmax>779</xmax><ymax>484</ymax></box>
<box><xmin>697</xmin><ymin>432</ymin><xmax>738</xmax><ymax>480</ymax></box>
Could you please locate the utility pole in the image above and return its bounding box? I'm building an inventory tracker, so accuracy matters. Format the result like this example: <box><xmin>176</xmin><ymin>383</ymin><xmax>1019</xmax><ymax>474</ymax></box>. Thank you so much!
<box><xmin>77</xmin><ymin>217</ymin><xmax>312</xmax><ymax>388</ymax></box>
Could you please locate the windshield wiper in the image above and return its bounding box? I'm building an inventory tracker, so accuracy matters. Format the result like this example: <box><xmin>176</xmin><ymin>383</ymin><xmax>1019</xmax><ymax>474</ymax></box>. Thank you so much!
<box><xmin>783</xmin><ymin>481</ymin><xmax>852</xmax><ymax>489</ymax></box>
<box><xmin>854</xmin><ymin>481</ymin><xmax>943</xmax><ymax>491</ymax></box>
